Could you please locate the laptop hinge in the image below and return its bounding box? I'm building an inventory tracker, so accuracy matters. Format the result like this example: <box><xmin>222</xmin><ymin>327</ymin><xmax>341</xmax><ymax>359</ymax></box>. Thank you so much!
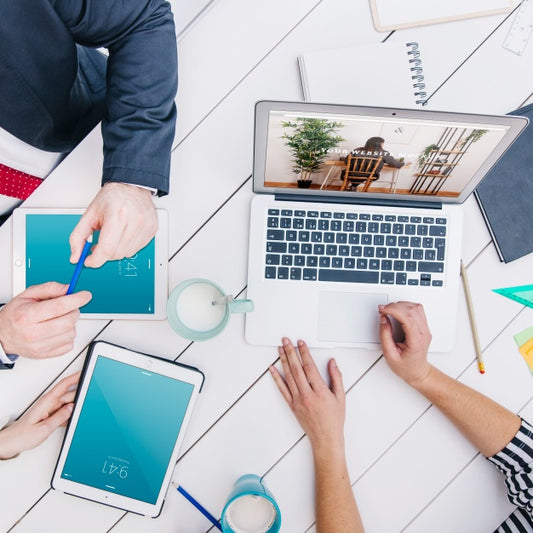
<box><xmin>274</xmin><ymin>193</ymin><xmax>442</xmax><ymax>210</ymax></box>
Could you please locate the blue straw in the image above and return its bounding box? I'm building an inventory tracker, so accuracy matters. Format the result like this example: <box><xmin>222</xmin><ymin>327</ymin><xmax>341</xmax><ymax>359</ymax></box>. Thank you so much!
<box><xmin>176</xmin><ymin>485</ymin><xmax>222</xmax><ymax>530</ymax></box>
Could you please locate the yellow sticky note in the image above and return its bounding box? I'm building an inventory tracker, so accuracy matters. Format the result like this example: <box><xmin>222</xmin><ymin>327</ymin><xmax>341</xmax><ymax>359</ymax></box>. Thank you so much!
<box><xmin>518</xmin><ymin>337</ymin><xmax>533</xmax><ymax>375</ymax></box>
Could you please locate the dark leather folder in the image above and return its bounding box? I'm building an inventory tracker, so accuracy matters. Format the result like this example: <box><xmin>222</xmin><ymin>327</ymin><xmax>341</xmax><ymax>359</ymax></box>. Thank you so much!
<box><xmin>475</xmin><ymin>103</ymin><xmax>533</xmax><ymax>263</ymax></box>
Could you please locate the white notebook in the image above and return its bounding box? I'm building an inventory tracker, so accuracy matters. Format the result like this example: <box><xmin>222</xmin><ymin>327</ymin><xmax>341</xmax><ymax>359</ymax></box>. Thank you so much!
<box><xmin>298</xmin><ymin>18</ymin><xmax>506</xmax><ymax>110</ymax></box>
<box><xmin>299</xmin><ymin>40</ymin><xmax>432</xmax><ymax>109</ymax></box>
<box><xmin>370</xmin><ymin>0</ymin><xmax>515</xmax><ymax>32</ymax></box>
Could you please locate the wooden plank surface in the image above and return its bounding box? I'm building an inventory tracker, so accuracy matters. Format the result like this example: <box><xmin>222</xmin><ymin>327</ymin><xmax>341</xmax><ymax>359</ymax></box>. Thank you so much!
<box><xmin>3</xmin><ymin>0</ymin><xmax>533</xmax><ymax>531</ymax></box>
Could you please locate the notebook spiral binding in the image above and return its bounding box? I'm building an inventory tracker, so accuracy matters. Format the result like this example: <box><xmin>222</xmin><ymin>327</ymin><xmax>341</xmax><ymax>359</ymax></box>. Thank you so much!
<box><xmin>406</xmin><ymin>42</ymin><xmax>427</xmax><ymax>106</ymax></box>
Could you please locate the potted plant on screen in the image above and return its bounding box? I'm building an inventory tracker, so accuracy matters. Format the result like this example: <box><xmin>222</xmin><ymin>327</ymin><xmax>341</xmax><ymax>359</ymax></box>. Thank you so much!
<box><xmin>417</xmin><ymin>143</ymin><xmax>440</xmax><ymax>169</ymax></box>
<box><xmin>281</xmin><ymin>118</ymin><xmax>344</xmax><ymax>188</ymax></box>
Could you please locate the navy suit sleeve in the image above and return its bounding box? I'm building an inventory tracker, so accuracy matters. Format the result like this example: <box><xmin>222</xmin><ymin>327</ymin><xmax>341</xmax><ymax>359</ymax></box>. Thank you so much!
<box><xmin>50</xmin><ymin>0</ymin><xmax>178</xmax><ymax>195</ymax></box>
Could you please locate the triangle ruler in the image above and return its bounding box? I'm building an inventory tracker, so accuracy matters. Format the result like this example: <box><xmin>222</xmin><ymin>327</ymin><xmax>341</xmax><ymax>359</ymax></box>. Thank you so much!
<box><xmin>493</xmin><ymin>284</ymin><xmax>533</xmax><ymax>308</ymax></box>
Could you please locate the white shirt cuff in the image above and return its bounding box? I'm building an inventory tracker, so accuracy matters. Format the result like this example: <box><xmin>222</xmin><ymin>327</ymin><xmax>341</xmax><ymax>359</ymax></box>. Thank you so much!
<box><xmin>0</xmin><ymin>342</ymin><xmax>12</xmax><ymax>365</ymax></box>
<box><xmin>118</xmin><ymin>182</ymin><xmax>158</xmax><ymax>196</ymax></box>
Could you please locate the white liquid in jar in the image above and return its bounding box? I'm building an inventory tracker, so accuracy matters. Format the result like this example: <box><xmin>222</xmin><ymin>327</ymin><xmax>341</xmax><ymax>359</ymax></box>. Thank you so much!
<box><xmin>175</xmin><ymin>282</ymin><xmax>226</xmax><ymax>332</ymax></box>
<box><xmin>225</xmin><ymin>495</ymin><xmax>277</xmax><ymax>533</ymax></box>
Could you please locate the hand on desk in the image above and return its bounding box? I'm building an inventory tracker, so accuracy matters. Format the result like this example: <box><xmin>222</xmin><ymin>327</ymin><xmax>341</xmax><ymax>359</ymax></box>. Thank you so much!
<box><xmin>0</xmin><ymin>373</ymin><xmax>79</xmax><ymax>460</ymax></box>
<box><xmin>378</xmin><ymin>301</ymin><xmax>521</xmax><ymax>457</ymax></box>
<box><xmin>0</xmin><ymin>282</ymin><xmax>91</xmax><ymax>359</ymax></box>
<box><xmin>270</xmin><ymin>339</ymin><xmax>364</xmax><ymax>533</ymax></box>
<box><xmin>69</xmin><ymin>182</ymin><xmax>158</xmax><ymax>268</ymax></box>
<box><xmin>270</xmin><ymin>338</ymin><xmax>346</xmax><ymax>452</ymax></box>
<box><xmin>267</xmin><ymin>307</ymin><xmax>528</xmax><ymax>532</ymax></box>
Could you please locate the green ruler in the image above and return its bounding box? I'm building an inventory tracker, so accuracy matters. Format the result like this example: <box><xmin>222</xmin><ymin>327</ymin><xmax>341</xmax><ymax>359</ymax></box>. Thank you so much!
<box><xmin>493</xmin><ymin>284</ymin><xmax>533</xmax><ymax>309</ymax></box>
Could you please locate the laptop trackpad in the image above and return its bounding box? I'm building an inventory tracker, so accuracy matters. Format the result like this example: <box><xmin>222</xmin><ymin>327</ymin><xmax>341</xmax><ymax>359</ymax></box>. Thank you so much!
<box><xmin>318</xmin><ymin>291</ymin><xmax>387</xmax><ymax>343</ymax></box>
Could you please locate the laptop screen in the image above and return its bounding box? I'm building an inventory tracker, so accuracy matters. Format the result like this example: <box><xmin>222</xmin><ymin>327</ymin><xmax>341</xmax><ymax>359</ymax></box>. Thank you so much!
<box><xmin>253</xmin><ymin>101</ymin><xmax>528</xmax><ymax>204</ymax></box>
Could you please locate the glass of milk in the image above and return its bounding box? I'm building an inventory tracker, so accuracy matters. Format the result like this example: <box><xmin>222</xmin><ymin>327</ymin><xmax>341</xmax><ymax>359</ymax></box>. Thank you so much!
<box><xmin>221</xmin><ymin>474</ymin><xmax>281</xmax><ymax>533</ymax></box>
<box><xmin>167</xmin><ymin>279</ymin><xmax>254</xmax><ymax>341</ymax></box>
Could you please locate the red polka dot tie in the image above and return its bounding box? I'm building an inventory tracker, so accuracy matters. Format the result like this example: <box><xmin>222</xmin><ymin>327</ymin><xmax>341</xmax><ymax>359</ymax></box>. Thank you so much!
<box><xmin>0</xmin><ymin>163</ymin><xmax>43</xmax><ymax>200</ymax></box>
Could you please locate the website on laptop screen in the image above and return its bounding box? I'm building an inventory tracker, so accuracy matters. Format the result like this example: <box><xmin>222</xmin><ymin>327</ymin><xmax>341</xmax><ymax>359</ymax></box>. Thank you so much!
<box><xmin>263</xmin><ymin>110</ymin><xmax>510</xmax><ymax>198</ymax></box>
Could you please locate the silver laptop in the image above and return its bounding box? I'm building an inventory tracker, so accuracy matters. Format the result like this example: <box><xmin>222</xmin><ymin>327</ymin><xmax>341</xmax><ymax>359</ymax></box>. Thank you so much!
<box><xmin>245</xmin><ymin>101</ymin><xmax>527</xmax><ymax>351</ymax></box>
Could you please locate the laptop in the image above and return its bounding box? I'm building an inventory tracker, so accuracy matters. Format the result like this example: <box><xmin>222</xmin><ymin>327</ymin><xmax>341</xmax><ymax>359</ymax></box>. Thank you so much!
<box><xmin>245</xmin><ymin>101</ymin><xmax>527</xmax><ymax>351</ymax></box>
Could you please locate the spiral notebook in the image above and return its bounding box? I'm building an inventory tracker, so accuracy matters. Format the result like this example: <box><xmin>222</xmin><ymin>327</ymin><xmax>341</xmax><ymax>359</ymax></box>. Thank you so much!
<box><xmin>299</xmin><ymin>41</ymin><xmax>432</xmax><ymax>109</ymax></box>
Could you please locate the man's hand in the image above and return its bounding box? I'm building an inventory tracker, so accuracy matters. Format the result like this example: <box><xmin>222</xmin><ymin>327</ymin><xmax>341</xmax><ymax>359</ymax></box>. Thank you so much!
<box><xmin>378</xmin><ymin>301</ymin><xmax>432</xmax><ymax>386</ymax></box>
<box><xmin>270</xmin><ymin>338</ymin><xmax>345</xmax><ymax>453</ymax></box>
<box><xmin>0</xmin><ymin>283</ymin><xmax>91</xmax><ymax>358</ymax></box>
<box><xmin>69</xmin><ymin>182</ymin><xmax>158</xmax><ymax>268</ymax></box>
<box><xmin>0</xmin><ymin>373</ymin><xmax>80</xmax><ymax>460</ymax></box>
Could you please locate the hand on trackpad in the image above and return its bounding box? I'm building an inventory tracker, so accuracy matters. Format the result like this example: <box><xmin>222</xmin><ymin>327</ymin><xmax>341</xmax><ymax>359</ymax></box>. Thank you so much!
<box><xmin>318</xmin><ymin>291</ymin><xmax>388</xmax><ymax>343</ymax></box>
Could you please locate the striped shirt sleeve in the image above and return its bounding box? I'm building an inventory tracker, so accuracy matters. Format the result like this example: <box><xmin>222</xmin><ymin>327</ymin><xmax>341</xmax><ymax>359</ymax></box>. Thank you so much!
<box><xmin>487</xmin><ymin>418</ymin><xmax>533</xmax><ymax>532</ymax></box>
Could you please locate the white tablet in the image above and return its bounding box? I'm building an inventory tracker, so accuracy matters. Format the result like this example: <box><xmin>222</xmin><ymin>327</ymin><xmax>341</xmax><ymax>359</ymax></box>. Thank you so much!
<box><xmin>51</xmin><ymin>341</ymin><xmax>204</xmax><ymax>517</ymax></box>
<box><xmin>12</xmin><ymin>208</ymin><xmax>168</xmax><ymax>319</ymax></box>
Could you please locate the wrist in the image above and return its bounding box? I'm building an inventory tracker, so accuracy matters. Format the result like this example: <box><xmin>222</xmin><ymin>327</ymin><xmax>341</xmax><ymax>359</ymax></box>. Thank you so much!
<box><xmin>405</xmin><ymin>363</ymin><xmax>436</xmax><ymax>391</ymax></box>
<box><xmin>0</xmin><ymin>426</ymin><xmax>21</xmax><ymax>460</ymax></box>
<box><xmin>310</xmin><ymin>434</ymin><xmax>346</xmax><ymax>463</ymax></box>
<box><xmin>0</xmin><ymin>330</ymin><xmax>17</xmax><ymax>370</ymax></box>
<box><xmin>0</xmin><ymin>308</ymin><xmax>18</xmax><ymax>368</ymax></box>
<box><xmin>103</xmin><ymin>181</ymin><xmax>154</xmax><ymax>197</ymax></box>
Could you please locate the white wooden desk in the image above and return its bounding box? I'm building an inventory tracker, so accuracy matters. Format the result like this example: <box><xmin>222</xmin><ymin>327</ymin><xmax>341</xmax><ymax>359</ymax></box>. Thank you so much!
<box><xmin>2</xmin><ymin>1</ymin><xmax>533</xmax><ymax>531</ymax></box>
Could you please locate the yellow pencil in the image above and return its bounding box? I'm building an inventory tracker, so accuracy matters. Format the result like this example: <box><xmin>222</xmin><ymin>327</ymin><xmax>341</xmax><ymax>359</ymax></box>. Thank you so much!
<box><xmin>460</xmin><ymin>260</ymin><xmax>485</xmax><ymax>374</ymax></box>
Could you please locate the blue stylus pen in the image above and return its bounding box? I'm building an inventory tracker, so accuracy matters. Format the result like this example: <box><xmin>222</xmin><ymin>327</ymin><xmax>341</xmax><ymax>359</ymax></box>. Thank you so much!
<box><xmin>176</xmin><ymin>485</ymin><xmax>222</xmax><ymax>530</ymax></box>
<box><xmin>66</xmin><ymin>234</ymin><xmax>93</xmax><ymax>295</ymax></box>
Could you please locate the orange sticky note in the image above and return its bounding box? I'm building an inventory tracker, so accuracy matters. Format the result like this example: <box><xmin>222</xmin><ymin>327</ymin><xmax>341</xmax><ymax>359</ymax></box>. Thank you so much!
<box><xmin>518</xmin><ymin>337</ymin><xmax>533</xmax><ymax>375</ymax></box>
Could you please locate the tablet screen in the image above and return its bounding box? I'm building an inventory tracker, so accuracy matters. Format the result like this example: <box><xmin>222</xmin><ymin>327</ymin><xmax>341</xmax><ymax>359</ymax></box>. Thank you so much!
<box><xmin>25</xmin><ymin>214</ymin><xmax>155</xmax><ymax>314</ymax></box>
<box><xmin>60</xmin><ymin>356</ymin><xmax>194</xmax><ymax>504</ymax></box>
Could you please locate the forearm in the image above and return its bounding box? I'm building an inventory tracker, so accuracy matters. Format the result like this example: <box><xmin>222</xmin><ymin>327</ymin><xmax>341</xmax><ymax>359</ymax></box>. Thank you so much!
<box><xmin>382</xmin><ymin>153</ymin><xmax>403</xmax><ymax>168</ymax></box>
<box><xmin>313</xmin><ymin>443</ymin><xmax>364</xmax><ymax>533</ymax></box>
<box><xmin>54</xmin><ymin>0</ymin><xmax>178</xmax><ymax>194</ymax></box>
<box><xmin>411</xmin><ymin>365</ymin><xmax>521</xmax><ymax>457</ymax></box>
<box><xmin>102</xmin><ymin>1</ymin><xmax>177</xmax><ymax>194</ymax></box>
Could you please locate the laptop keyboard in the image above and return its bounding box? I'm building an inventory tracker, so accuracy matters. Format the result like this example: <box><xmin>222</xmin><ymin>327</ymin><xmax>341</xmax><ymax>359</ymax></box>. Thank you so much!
<box><xmin>264</xmin><ymin>208</ymin><xmax>447</xmax><ymax>287</ymax></box>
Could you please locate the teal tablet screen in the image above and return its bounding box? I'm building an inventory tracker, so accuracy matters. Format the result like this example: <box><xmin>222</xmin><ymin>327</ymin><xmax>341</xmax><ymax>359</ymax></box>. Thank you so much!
<box><xmin>25</xmin><ymin>214</ymin><xmax>155</xmax><ymax>314</ymax></box>
<box><xmin>60</xmin><ymin>356</ymin><xmax>194</xmax><ymax>504</ymax></box>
